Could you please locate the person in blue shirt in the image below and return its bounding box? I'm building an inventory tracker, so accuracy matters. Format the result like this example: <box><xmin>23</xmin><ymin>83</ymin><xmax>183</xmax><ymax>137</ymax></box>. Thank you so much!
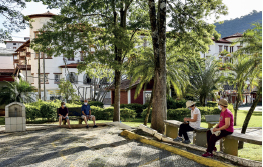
<box><xmin>81</xmin><ymin>99</ymin><xmax>98</xmax><ymax>128</ymax></box>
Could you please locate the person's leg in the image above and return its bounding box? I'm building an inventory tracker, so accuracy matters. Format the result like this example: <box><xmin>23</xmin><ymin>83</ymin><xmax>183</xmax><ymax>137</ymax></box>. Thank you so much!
<box><xmin>66</xmin><ymin>117</ymin><xmax>71</xmax><ymax>129</ymax></box>
<box><xmin>207</xmin><ymin>130</ymin><xmax>232</xmax><ymax>153</ymax></box>
<box><xmin>91</xmin><ymin>115</ymin><xmax>96</xmax><ymax>125</ymax></box>
<box><xmin>59</xmin><ymin>116</ymin><xmax>62</xmax><ymax>126</ymax></box>
<box><xmin>181</xmin><ymin>124</ymin><xmax>193</xmax><ymax>140</ymax></box>
<box><xmin>178</xmin><ymin>124</ymin><xmax>187</xmax><ymax>137</ymax></box>
<box><xmin>82</xmin><ymin>115</ymin><xmax>88</xmax><ymax>125</ymax></box>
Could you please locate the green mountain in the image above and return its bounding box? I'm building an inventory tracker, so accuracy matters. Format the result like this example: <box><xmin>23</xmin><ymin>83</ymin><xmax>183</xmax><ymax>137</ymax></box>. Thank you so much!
<box><xmin>214</xmin><ymin>10</ymin><xmax>262</xmax><ymax>38</ymax></box>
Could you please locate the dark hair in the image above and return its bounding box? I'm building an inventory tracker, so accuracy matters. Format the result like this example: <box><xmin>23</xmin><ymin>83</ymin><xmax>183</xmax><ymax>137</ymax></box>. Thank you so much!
<box><xmin>61</xmin><ymin>101</ymin><xmax>65</xmax><ymax>106</ymax></box>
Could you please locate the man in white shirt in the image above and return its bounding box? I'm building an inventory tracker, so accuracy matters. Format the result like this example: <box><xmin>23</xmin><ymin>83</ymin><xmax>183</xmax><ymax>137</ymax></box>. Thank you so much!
<box><xmin>173</xmin><ymin>101</ymin><xmax>201</xmax><ymax>144</ymax></box>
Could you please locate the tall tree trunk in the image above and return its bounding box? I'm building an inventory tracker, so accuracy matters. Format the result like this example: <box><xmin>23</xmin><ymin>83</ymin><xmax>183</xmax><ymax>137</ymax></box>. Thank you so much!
<box><xmin>238</xmin><ymin>85</ymin><xmax>262</xmax><ymax>149</ymax></box>
<box><xmin>144</xmin><ymin>89</ymin><xmax>154</xmax><ymax>126</ymax></box>
<box><xmin>234</xmin><ymin>93</ymin><xmax>240</xmax><ymax>126</ymax></box>
<box><xmin>150</xmin><ymin>0</ymin><xmax>167</xmax><ymax>133</ymax></box>
<box><xmin>113</xmin><ymin>70</ymin><xmax>121</xmax><ymax>122</ymax></box>
<box><xmin>38</xmin><ymin>52</ymin><xmax>41</xmax><ymax>100</ymax></box>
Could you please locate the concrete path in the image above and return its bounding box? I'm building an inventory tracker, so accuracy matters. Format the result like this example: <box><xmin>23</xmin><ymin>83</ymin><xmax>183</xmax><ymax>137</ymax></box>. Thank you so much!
<box><xmin>0</xmin><ymin>125</ymin><xmax>205</xmax><ymax>167</ymax></box>
<box><xmin>238</xmin><ymin>106</ymin><xmax>262</xmax><ymax>112</ymax></box>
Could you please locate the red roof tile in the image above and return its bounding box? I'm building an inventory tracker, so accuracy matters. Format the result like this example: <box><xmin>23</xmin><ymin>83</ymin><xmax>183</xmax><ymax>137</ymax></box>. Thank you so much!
<box><xmin>28</xmin><ymin>11</ymin><xmax>57</xmax><ymax>18</ymax></box>
<box><xmin>17</xmin><ymin>65</ymin><xmax>31</xmax><ymax>70</ymax></box>
<box><xmin>59</xmin><ymin>63</ymin><xmax>80</xmax><ymax>68</ymax></box>
<box><xmin>222</xmin><ymin>33</ymin><xmax>243</xmax><ymax>39</ymax></box>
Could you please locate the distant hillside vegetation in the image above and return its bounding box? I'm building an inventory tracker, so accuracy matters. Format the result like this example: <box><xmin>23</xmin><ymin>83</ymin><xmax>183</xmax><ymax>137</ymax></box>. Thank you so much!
<box><xmin>214</xmin><ymin>10</ymin><xmax>262</xmax><ymax>38</ymax></box>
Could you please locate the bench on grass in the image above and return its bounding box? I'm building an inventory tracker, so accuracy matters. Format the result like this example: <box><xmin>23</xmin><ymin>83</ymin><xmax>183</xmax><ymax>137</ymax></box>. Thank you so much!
<box><xmin>220</xmin><ymin>132</ymin><xmax>262</xmax><ymax>156</ymax></box>
<box><xmin>205</xmin><ymin>115</ymin><xmax>220</xmax><ymax>128</ymax></box>
<box><xmin>164</xmin><ymin>120</ymin><xmax>208</xmax><ymax>147</ymax></box>
<box><xmin>57</xmin><ymin>107</ymin><xmax>85</xmax><ymax>125</ymax></box>
<box><xmin>164</xmin><ymin>120</ymin><xmax>262</xmax><ymax>156</ymax></box>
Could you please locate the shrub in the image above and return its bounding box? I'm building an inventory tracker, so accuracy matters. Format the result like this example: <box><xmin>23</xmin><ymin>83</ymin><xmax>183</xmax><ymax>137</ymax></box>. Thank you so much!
<box><xmin>120</xmin><ymin>108</ymin><xmax>137</xmax><ymax>121</ymax></box>
<box><xmin>207</xmin><ymin>101</ymin><xmax>218</xmax><ymax>107</ymax></box>
<box><xmin>25</xmin><ymin>105</ymin><xmax>41</xmax><ymax>121</ymax></box>
<box><xmin>142</xmin><ymin>106</ymin><xmax>221</xmax><ymax>123</ymax></box>
<box><xmin>88</xmin><ymin>101</ymin><xmax>104</xmax><ymax>108</ymax></box>
<box><xmin>167</xmin><ymin>97</ymin><xmax>187</xmax><ymax>109</ymax></box>
<box><xmin>40</xmin><ymin>102</ymin><xmax>57</xmax><ymax>121</ymax></box>
<box><xmin>120</xmin><ymin>103</ymin><xmax>146</xmax><ymax>117</ymax></box>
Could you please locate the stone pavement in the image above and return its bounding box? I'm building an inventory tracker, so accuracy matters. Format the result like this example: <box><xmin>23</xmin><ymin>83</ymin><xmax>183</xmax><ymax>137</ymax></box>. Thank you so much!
<box><xmin>0</xmin><ymin>124</ymin><xmax>206</xmax><ymax>167</ymax></box>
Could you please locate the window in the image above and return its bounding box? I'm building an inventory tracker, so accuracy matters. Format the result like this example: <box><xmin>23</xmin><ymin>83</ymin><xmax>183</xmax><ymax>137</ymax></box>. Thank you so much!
<box><xmin>68</xmin><ymin>56</ymin><xmax>74</xmax><ymax>61</ymax></box>
<box><xmin>35</xmin><ymin>52</ymin><xmax>40</xmax><ymax>58</ymax></box>
<box><xmin>237</xmin><ymin>46</ymin><xmax>242</xmax><ymax>50</ymax></box>
<box><xmin>13</xmin><ymin>47</ymin><xmax>16</xmax><ymax>49</ymax></box>
<box><xmin>224</xmin><ymin>46</ymin><xmax>228</xmax><ymax>52</ymax></box>
<box><xmin>13</xmin><ymin>43</ymin><xmax>16</xmax><ymax>45</ymax></box>
<box><xmin>219</xmin><ymin>45</ymin><xmax>223</xmax><ymax>53</ymax></box>
<box><xmin>144</xmin><ymin>91</ymin><xmax>152</xmax><ymax>104</ymax></box>
<box><xmin>83</xmin><ymin>74</ymin><xmax>92</xmax><ymax>84</ymax></box>
<box><xmin>40</xmin><ymin>74</ymin><xmax>48</xmax><ymax>83</ymax></box>
<box><xmin>67</xmin><ymin>72</ymin><xmax>78</xmax><ymax>83</ymax></box>
<box><xmin>54</xmin><ymin>74</ymin><xmax>60</xmax><ymax>84</ymax></box>
<box><xmin>34</xmin><ymin>32</ymin><xmax>39</xmax><ymax>38</ymax></box>
<box><xmin>230</xmin><ymin>46</ymin><xmax>234</xmax><ymax>53</ymax></box>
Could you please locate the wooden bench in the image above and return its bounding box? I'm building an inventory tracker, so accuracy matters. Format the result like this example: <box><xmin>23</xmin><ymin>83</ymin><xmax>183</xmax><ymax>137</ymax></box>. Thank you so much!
<box><xmin>205</xmin><ymin>115</ymin><xmax>220</xmax><ymax>128</ymax></box>
<box><xmin>164</xmin><ymin>120</ymin><xmax>208</xmax><ymax>147</ymax></box>
<box><xmin>57</xmin><ymin>107</ymin><xmax>85</xmax><ymax>125</ymax></box>
<box><xmin>220</xmin><ymin>132</ymin><xmax>262</xmax><ymax>156</ymax></box>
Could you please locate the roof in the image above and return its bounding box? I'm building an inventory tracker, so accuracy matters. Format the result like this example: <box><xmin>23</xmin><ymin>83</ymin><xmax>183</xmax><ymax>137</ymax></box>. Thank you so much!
<box><xmin>59</xmin><ymin>63</ymin><xmax>79</xmax><ymax>68</ymax></box>
<box><xmin>109</xmin><ymin>79</ymin><xmax>141</xmax><ymax>90</ymax></box>
<box><xmin>17</xmin><ymin>65</ymin><xmax>31</xmax><ymax>70</ymax></box>
<box><xmin>0</xmin><ymin>69</ymin><xmax>14</xmax><ymax>74</ymax></box>
<box><xmin>214</xmin><ymin>38</ymin><xmax>232</xmax><ymax>44</ymax></box>
<box><xmin>4</xmin><ymin>41</ymin><xmax>26</xmax><ymax>43</ymax></box>
<box><xmin>222</xmin><ymin>33</ymin><xmax>243</xmax><ymax>39</ymax></box>
<box><xmin>15</xmin><ymin>40</ymin><xmax>30</xmax><ymax>52</ymax></box>
<box><xmin>28</xmin><ymin>11</ymin><xmax>57</xmax><ymax>19</ymax></box>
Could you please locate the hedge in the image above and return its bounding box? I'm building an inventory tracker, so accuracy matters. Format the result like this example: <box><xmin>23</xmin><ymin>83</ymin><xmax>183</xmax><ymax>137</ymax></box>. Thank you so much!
<box><xmin>120</xmin><ymin>103</ymin><xmax>147</xmax><ymax>117</ymax></box>
<box><xmin>88</xmin><ymin>101</ymin><xmax>104</xmax><ymax>108</ymax></box>
<box><xmin>141</xmin><ymin>104</ymin><xmax>235</xmax><ymax>123</ymax></box>
<box><xmin>167</xmin><ymin>97</ymin><xmax>187</xmax><ymax>109</ymax></box>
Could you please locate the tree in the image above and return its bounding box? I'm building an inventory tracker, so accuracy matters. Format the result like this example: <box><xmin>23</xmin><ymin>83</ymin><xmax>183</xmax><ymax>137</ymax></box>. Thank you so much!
<box><xmin>0</xmin><ymin>78</ymin><xmax>35</xmax><ymax>104</ymax></box>
<box><xmin>127</xmin><ymin>47</ymin><xmax>189</xmax><ymax>125</ymax></box>
<box><xmin>31</xmin><ymin>0</ymin><xmax>149</xmax><ymax>122</ymax></box>
<box><xmin>0</xmin><ymin>0</ymin><xmax>32</xmax><ymax>42</ymax></box>
<box><xmin>58</xmin><ymin>78</ymin><xmax>80</xmax><ymax>103</ymax></box>
<box><xmin>234</xmin><ymin>23</ymin><xmax>262</xmax><ymax>148</ymax></box>
<box><xmin>187</xmin><ymin>57</ymin><xmax>222</xmax><ymax>106</ymax></box>
<box><xmin>147</xmin><ymin>0</ymin><xmax>227</xmax><ymax>133</ymax></box>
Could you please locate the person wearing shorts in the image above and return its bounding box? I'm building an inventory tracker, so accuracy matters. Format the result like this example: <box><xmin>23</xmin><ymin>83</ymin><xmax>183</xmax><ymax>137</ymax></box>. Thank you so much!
<box><xmin>81</xmin><ymin>99</ymin><xmax>98</xmax><ymax>128</ymax></box>
<box><xmin>58</xmin><ymin>101</ymin><xmax>71</xmax><ymax>129</ymax></box>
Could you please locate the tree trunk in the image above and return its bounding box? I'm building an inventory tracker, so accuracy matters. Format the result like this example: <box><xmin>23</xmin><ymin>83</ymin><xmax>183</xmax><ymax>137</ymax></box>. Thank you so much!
<box><xmin>234</xmin><ymin>93</ymin><xmax>240</xmax><ymax>126</ymax></box>
<box><xmin>38</xmin><ymin>52</ymin><xmax>41</xmax><ymax>100</ymax></box>
<box><xmin>238</xmin><ymin>85</ymin><xmax>262</xmax><ymax>149</ymax></box>
<box><xmin>150</xmin><ymin>0</ymin><xmax>167</xmax><ymax>133</ymax></box>
<box><xmin>113</xmin><ymin>70</ymin><xmax>121</xmax><ymax>122</ymax></box>
<box><xmin>144</xmin><ymin>89</ymin><xmax>154</xmax><ymax>126</ymax></box>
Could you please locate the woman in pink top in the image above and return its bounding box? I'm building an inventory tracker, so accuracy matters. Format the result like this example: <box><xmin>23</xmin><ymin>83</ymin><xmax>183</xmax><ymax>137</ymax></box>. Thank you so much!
<box><xmin>202</xmin><ymin>99</ymin><xmax>234</xmax><ymax>157</ymax></box>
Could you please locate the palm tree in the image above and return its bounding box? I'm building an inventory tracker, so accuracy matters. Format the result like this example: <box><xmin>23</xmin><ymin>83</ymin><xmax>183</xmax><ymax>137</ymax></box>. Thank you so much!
<box><xmin>225</xmin><ymin>55</ymin><xmax>255</xmax><ymax>126</ymax></box>
<box><xmin>187</xmin><ymin>56</ymin><xmax>222</xmax><ymax>106</ymax></box>
<box><xmin>233</xmin><ymin>23</ymin><xmax>262</xmax><ymax>148</ymax></box>
<box><xmin>0</xmin><ymin>78</ymin><xmax>35</xmax><ymax>104</ymax></box>
<box><xmin>128</xmin><ymin>47</ymin><xmax>189</xmax><ymax>125</ymax></box>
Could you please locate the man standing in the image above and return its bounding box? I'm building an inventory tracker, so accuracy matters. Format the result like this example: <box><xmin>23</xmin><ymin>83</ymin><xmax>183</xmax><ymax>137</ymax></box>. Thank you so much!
<box><xmin>58</xmin><ymin>101</ymin><xmax>72</xmax><ymax>129</ymax></box>
<box><xmin>81</xmin><ymin>99</ymin><xmax>98</xmax><ymax>128</ymax></box>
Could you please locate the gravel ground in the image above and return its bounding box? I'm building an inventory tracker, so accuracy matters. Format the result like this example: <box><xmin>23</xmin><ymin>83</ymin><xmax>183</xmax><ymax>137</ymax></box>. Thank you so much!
<box><xmin>0</xmin><ymin>125</ymin><xmax>206</xmax><ymax>167</ymax></box>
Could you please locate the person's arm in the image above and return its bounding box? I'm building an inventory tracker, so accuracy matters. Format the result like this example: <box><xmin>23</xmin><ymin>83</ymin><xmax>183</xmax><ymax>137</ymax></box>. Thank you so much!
<box><xmin>58</xmin><ymin>108</ymin><xmax>62</xmax><ymax>117</ymax></box>
<box><xmin>65</xmin><ymin>108</ymin><xmax>69</xmax><ymax>117</ymax></box>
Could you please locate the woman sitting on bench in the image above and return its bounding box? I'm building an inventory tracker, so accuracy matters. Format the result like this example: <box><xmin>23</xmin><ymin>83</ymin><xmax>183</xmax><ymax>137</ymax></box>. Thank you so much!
<box><xmin>173</xmin><ymin>101</ymin><xmax>201</xmax><ymax>144</ymax></box>
<box><xmin>202</xmin><ymin>99</ymin><xmax>234</xmax><ymax>157</ymax></box>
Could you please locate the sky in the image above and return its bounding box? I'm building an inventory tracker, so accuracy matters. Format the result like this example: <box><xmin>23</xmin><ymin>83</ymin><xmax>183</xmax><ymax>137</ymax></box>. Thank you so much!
<box><xmin>0</xmin><ymin>0</ymin><xmax>262</xmax><ymax>47</ymax></box>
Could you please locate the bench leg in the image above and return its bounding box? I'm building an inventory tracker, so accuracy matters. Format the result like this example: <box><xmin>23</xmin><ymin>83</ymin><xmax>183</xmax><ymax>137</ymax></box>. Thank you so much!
<box><xmin>221</xmin><ymin>137</ymin><xmax>238</xmax><ymax>156</ymax></box>
<box><xmin>193</xmin><ymin>131</ymin><xmax>207</xmax><ymax>147</ymax></box>
<box><xmin>165</xmin><ymin>125</ymin><xmax>178</xmax><ymax>139</ymax></box>
<box><xmin>62</xmin><ymin>120</ymin><xmax>66</xmax><ymax>125</ymax></box>
<box><xmin>78</xmin><ymin>119</ymin><xmax>83</xmax><ymax>124</ymax></box>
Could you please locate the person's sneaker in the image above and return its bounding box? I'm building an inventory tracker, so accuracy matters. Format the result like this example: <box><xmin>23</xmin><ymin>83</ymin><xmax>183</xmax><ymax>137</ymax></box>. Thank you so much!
<box><xmin>206</xmin><ymin>147</ymin><xmax>217</xmax><ymax>152</ymax></box>
<box><xmin>202</xmin><ymin>152</ymin><xmax>213</xmax><ymax>157</ymax></box>
<box><xmin>182</xmin><ymin>140</ymin><xmax>191</xmax><ymax>144</ymax></box>
<box><xmin>86</xmin><ymin>125</ymin><xmax>89</xmax><ymax>128</ymax></box>
<box><xmin>93</xmin><ymin>125</ymin><xmax>98</xmax><ymax>128</ymax></box>
<box><xmin>173</xmin><ymin>137</ymin><xmax>183</xmax><ymax>142</ymax></box>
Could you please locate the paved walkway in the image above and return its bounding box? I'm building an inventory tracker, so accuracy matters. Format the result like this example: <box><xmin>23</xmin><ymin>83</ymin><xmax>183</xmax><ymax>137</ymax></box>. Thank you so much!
<box><xmin>0</xmin><ymin>125</ymin><xmax>205</xmax><ymax>167</ymax></box>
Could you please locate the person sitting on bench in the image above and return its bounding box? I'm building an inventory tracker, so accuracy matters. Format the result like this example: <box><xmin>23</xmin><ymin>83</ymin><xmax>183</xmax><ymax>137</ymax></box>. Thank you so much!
<box><xmin>173</xmin><ymin>101</ymin><xmax>201</xmax><ymax>144</ymax></box>
<box><xmin>58</xmin><ymin>101</ymin><xmax>72</xmax><ymax>129</ymax></box>
<box><xmin>81</xmin><ymin>99</ymin><xmax>98</xmax><ymax>128</ymax></box>
<box><xmin>202</xmin><ymin>99</ymin><xmax>234</xmax><ymax>157</ymax></box>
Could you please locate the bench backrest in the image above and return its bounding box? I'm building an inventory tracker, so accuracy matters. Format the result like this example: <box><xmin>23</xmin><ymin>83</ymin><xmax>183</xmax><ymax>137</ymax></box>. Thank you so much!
<box><xmin>57</xmin><ymin>107</ymin><xmax>82</xmax><ymax>117</ymax></box>
<box><xmin>205</xmin><ymin>115</ymin><xmax>220</xmax><ymax>122</ymax></box>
